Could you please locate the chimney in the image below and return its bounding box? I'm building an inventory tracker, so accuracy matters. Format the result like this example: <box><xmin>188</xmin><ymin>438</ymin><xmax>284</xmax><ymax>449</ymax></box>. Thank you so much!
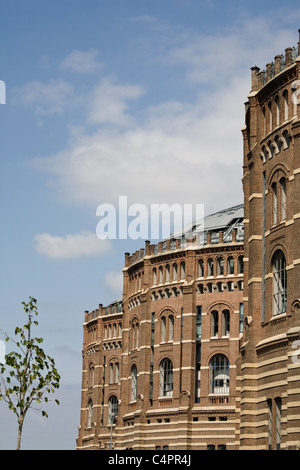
<box><xmin>251</xmin><ymin>66</ymin><xmax>260</xmax><ymax>91</ymax></box>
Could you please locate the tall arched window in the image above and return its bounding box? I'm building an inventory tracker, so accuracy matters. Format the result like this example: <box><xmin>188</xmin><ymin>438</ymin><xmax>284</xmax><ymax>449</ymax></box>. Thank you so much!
<box><xmin>172</xmin><ymin>263</ymin><xmax>177</xmax><ymax>282</ymax></box>
<box><xmin>238</xmin><ymin>255</ymin><xmax>244</xmax><ymax>274</ymax></box>
<box><xmin>161</xmin><ymin>316</ymin><xmax>166</xmax><ymax>342</ymax></box>
<box><xmin>272</xmin><ymin>250</ymin><xmax>287</xmax><ymax>315</ymax></box>
<box><xmin>217</xmin><ymin>257</ymin><xmax>224</xmax><ymax>276</ymax></box>
<box><xmin>168</xmin><ymin>315</ymin><xmax>174</xmax><ymax>342</ymax></box>
<box><xmin>207</xmin><ymin>258</ymin><xmax>214</xmax><ymax>276</ymax></box>
<box><xmin>131</xmin><ymin>319</ymin><xmax>139</xmax><ymax>350</ymax></box>
<box><xmin>131</xmin><ymin>365</ymin><xmax>138</xmax><ymax>401</ymax></box>
<box><xmin>275</xmin><ymin>95</ymin><xmax>280</xmax><ymax>126</ymax></box>
<box><xmin>222</xmin><ymin>310</ymin><xmax>230</xmax><ymax>337</ymax></box>
<box><xmin>88</xmin><ymin>363</ymin><xmax>94</xmax><ymax>388</ymax></box>
<box><xmin>272</xmin><ymin>182</ymin><xmax>277</xmax><ymax>224</ymax></box>
<box><xmin>209</xmin><ymin>354</ymin><xmax>229</xmax><ymax>395</ymax></box>
<box><xmin>283</xmin><ymin>90</ymin><xmax>289</xmax><ymax>121</ymax></box>
<box><xmin>165</xmin><ymin>264</ymin><xmax>170</xmax><ymax>283</ymax></box>
<box><xmin>227</xmin><ymin>256</ymin><xmax>234</xmax><ymax>275</ymax></box>
<box><xmin>153</xmin><ymin>267</ymin><xmax>157</xmax><ymax>286</ymax></box>
<box><xmin>180</xmin><ymin>261</ymin><xmax>185</xmax><ymax>280</ymax></box>
<box><xmin>159</xmin><ymin>358</ymin><xmax>173</xmax><ymax>397</ymax></box>
<box><xmin>108</xmin><ymin>395</ymin><xmax>118</xmax><ymax>424</ymax></box>
<box><xmin>211</xmin><ymin>310</ymin><xmax>218</xmax><ymax>337</ymax></box>
<box><xmin>88</xmin><ymin>398</ymin><xmax>93</xmax><ymax>427</ymax></box>
<box><xmin>198</xmin><ymin>259</ymin><xmax>204</xmax><ymax>277</ymax></box>
<box><xmin>280</xmin><ymin>178</ymin><xmax>286</xmax><ymax>221</ymax></box>
<box><xmin>159</xmin><ymin>266</ymin><xmax>163</xmax><ymax>284</ymax></box>
<box><xmin>262</xmin><ymin>106</ymin><xmax>266</xmax><ymax>135</ymax></box>
<box><xmin>268</xmin><ymin>101</ymin><xmax>272</xmax><ymax>131</ymax></box>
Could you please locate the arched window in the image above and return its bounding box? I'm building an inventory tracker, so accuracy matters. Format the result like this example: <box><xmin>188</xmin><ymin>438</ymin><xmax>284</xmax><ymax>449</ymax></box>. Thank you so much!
<box><xmin>209</xmin><ymin>354</ymin><xmax>229</xmax><ymax>395</ymax></box>
<box><xmin>88</xmin><ymin>398</ymin><xmax>93</xmax><ymax>427</ymax></box>
<box><xmin>153</xmin><ymin>268</ymin><xmax>157</xmax><ymax>286</ymax></box>
<box><xmin>159</xmin><ymin>359</ymin><xmax>173</xmax><ymax>397</ymax></box>
<box><xmin>222</xmin><ymin>310</ymin><xmax>230</xmax><ymax>337</ymax></box>
<box><xmin>272</xmin><ymin>250</ymin><xmax>287</xmax><ymax>315</ymax></box>
<box><xmin>159</xmin><ymin>266</ymin><xmax>163</xmax><ymax>284</ymax></box>
<box><xmin>109</xmin><ymin>363</ymin><xmax>114</xmax><ymax>384</ymax></box>
<box><xmin>275</xmin><ymin>95</ymin><xmax>280</xmax><ymax>126</ymax></box>
<box><xmin>161</xmin><ymin>316</ymin><xmax>166</xmax><ymax>342</ymax></box>
<box><xmin>165</xmin><ymin>264</ymin><xmax>170</xmax><ymax>283</ymax></box>
<box><xmin>238</xmin><ymin>255</ymin><xmax>244</xmax><ymax>274</ymax></box>
<box><xmin>168</xmin><ymin>315</ymin><xmax>174</xmax><ymax>342</ymax></box>
<box><xmin>272</xmin><ymin>182</ymin><xmax>277</xmax><ymax>224</ymax></box>
<box><xmin>227</xmin><ymin>256</ymin><xmax>234</xmax><ymax>275</ymax></box>
<box><xmin>283</xmin><ymin>90</ymin><xmax>289</xmax><ymax>121</ymax></box>
<box><xmin>172</xmin><ymin>263</ymin><xmax>177</xmax><ymax>282</ymax></box>
<box><xmin>131</xmin><ymin>365</ymin><xmax>138</xmax><ymax>401</ymax></box>
<box><xmin>268</xmin><ymin>101</ymin><xmax>272</xmax><ymax>131</ymax></box>
<box><xmin>211</xmin><ymin>310</ymin><xmax>218</xmax><ymax>337</ymax></box>
<box><xmin>262</xmin><ymin>106</ymin><xmax>266</xmax><ymax>135</ymax></box>
<box><xmin>115</xmin><ymin>363</ymin><xmax>119</xmax><ymax>383</ymax></box>
<box><xmin>180</xmin><ymin>261</ymin><xmax>186</xmax><ymax>280</ymax></box>
<box><xmin>207</xmin><ymin>258</ymin><xmax>214</xmax><ymax>276</ymax></box>
<box><xmin>198</xmin><ymin>259</ymin><xmax>204</xmax><ymax>277</ymax></box>
<box><xmin>108</xmin><ymin>395</ymin><xmax>118</xmax><ymax>425</ymax></box>
<box><xmin>131</xmin><ymin>319</ymin><xmax>139</xmax><ymax>350</ymax></box>
<box><xmin>280</xmin><ymin>178</ymin><xmax>286</xmax><ymax>221</ymax></box>
<box><xmin>88</xmin><ymin>363</ymin><xmax>94</xmax><ymax>388</ymax></box>
<box><xmin>217</xmin><ymin>257</ymin><xmax>224</xmax><ymax>276</ymax></box>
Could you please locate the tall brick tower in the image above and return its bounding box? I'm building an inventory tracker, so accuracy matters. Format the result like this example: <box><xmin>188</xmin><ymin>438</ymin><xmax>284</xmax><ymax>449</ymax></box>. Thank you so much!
<box><xmin>236</xmin><ymin>30</ymin><xmax>300</xmax><ymax>450</ymax></box>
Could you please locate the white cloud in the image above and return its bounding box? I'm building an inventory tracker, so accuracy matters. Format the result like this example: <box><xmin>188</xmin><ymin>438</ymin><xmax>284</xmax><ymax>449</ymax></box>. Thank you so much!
<box><xmin>87</xmin><ymin>75</ymin><xmax>144</xmax><ymax>126</ymax></box>
<box><xmin>104</xmin><ymin>271</ymin><xmax>123</xmax><ymax>293</ymax></box>
<box><xmin>34</xmin><ymin>231</ymin><xmax>113</xmax><ymax>259</ymax></box>
<box><xmin>14</xmin><ymin>79</ymin><xmax>74</xmax><ymax>114</ymax></box>
<box><xmin>60</xmin><ymin>49</ymin><xmax>103</xmax><ymax>74</ymax></box>
<box><xmin>31</xmin><ymin>15</ymin><xmax>299</xmax><ymax>216</ymax></box>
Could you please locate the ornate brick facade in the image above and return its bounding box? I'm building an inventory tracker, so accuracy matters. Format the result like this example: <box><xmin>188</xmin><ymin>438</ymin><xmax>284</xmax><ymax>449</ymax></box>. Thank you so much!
<box><xmin>77</xmin><ymin>206</ymin><xmax>244</xmax><ymax>450</ymax></box>
<box><xmin>236</xmin><ymin>30</ymin><xmax>300</xmax><ymax>450</ymax></box>
<box><xmin>77</xmin><ymin>30</ymin><xmax>300</xmax><ymax>451</ymax></box>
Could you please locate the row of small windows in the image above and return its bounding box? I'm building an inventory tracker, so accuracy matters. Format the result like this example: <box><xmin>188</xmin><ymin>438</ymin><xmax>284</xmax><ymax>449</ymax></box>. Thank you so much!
<box><xmin>104</xmin><ymin>322</ymin><xmax>122</xmax><ymax>340</ymax></box>
<box><xmin>152</xmin><ymin>256</ymin><xmax>243</xmax><ymax>286</ymax></box>
<box><xmin>86</xmin><ymin>353</ymin><xmax>231</xmax><ymax>427</ymax></box>
<box><xmin>261</xmin><ymin>130</ymin><xmax>291</xmax><ymax>163</ymax></box>
<box><xmin>262</xmin><ymin>89</ymin><xmax>291</xmax><ymax>136</ymax></box>
<box><xmin>153</xmin><ymin>262</ymin><xmax>186</xmax><ymax>285</ymax></box>
<box><xmin>151</xmin><ymin>280</ymin><xmax>243</xmax><ymax>302</ymax></box>
<box><xmin>199</xmin><ymin>255</ymin><xmax>243</xmax><ymax>277</ymax></box>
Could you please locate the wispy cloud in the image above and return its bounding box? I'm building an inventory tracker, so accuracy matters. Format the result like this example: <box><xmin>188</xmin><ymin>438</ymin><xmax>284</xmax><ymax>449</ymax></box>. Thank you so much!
<box><xmin>30</xmin><ymin>13</ymin><xmax>299</xmax><ymax>215</ymax></box>
<box><xmin>13</xmin><ymin>79</ymin><xmax>74</xmax><ymax>115</ymax></box>
<box><xmin>104</xmin><ymin>271</ymin><xmax>123</xmax><ymax>293</ymax></box>
<box><xmin>88</xmin><ymin>75</ymin><xmax>144</xmax><ymax>126</ymax></box>
<box><xmin>34</xmin><ymin>231</ymin><xmax>113</xmax><ymax>259</ymax></box>
<box><xmin>59</xmin><ymin>49</ymin><xmax>103</xmax><ymax>74</ymax></box>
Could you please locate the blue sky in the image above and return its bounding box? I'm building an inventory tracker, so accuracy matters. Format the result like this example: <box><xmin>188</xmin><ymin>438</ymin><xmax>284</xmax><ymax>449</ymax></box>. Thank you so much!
<box><xmin>1</xmin><ymin>0</ymin><xmax>300</xmax><ymax>450</ymax></box>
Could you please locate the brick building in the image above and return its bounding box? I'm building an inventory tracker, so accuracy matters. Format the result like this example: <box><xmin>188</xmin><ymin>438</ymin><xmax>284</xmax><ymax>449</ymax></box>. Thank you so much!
<box><xmin>77</xmin><ymin>30</ymin><xmax>300</xmax><ymax>451</ymax></box>
<box><xmin>77</xmin><ymin>205</ymin><xmax>244</xmax><ymax>450</ymax></box>
<box><xmin>236</xmin><ymin>30</ymin><xmax>300</xmax><ymax>450</ymax></box>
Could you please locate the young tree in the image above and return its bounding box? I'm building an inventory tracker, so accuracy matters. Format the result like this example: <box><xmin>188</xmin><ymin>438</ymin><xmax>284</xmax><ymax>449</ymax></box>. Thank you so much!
<box><xmin>0</xmin><ymin>297</ymin><xmax>60</xmax><ymax>450</ymax></box>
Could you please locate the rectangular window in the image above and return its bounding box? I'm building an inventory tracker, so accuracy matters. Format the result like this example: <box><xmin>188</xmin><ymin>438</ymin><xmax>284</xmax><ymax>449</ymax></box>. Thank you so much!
<box><xmin>239</xmin><ymin>303</ymin><xmax>244</xmax><ymax>333</ymax></box>
<box><xmin>196</xmin><ymin>306</ymin><xmax>202</xmax><ymax>340</ymax></box>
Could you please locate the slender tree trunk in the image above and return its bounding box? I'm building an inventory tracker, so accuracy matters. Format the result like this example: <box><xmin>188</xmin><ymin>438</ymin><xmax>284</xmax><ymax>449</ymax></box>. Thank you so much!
<box><xmin>16</xmin><ymin>416</ymin><xmax>24</xmax><ymax>450</ymax></box>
